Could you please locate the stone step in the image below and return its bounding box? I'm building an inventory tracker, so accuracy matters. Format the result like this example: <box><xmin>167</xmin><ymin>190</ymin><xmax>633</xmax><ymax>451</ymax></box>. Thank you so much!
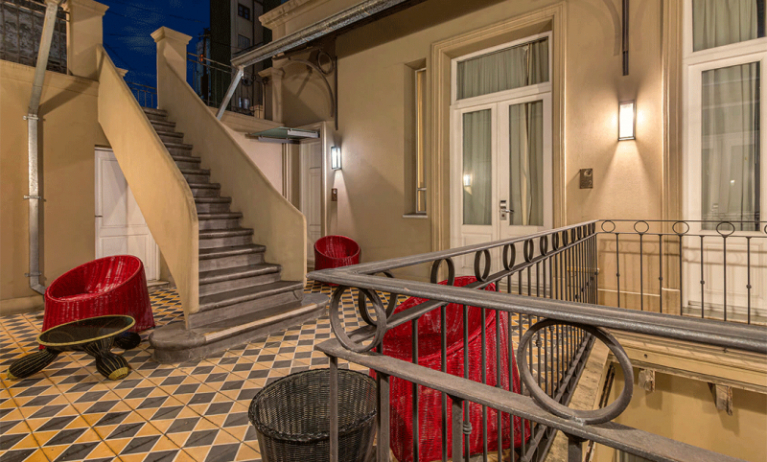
<box><xmin>199</xmin><ymin>263</ymin><xmax>282</xmax><ymax>296</ymax></box>
<box><xmin>165</xmin><ymin>142</ymin><xmax>194</xmax><ymax>157</ymax></box>
<box><xmin>189</xmin><ymin>183</ymin><xmax>221</xmax><ymax>198</ymax></box>
<box><xmin>199</xmin><ymin>227</ymin><xmax>253</xmax><ymax>249</ymax></box>
<box><xmin>172</xmin><ymin>155</ymin><xmax>201</xmax><ymax>170</ymax></box>
<box><xmin>180</xmin><ymin>168</ymin><xmax>210</xmax><ymax>184</ymax></box>
<box><xmin>156</xmin><ymin>130</ymin><xmax>184</xmax><ymax>144</ymax></box>
<box><xmin>199</xmin><ymin>244</ymin><xmax>265</xmax><ymax>272</ymax></box>
<box><xmin>149</xmin><ymin>293</ymin><xmax>329</xmax><ymax>363</ymax></box>
<box><xmin>189</xmin><ymin>281</ymin><xmax>305</xmax><ymax>328</ymax></box>
<box><xmin>198</xmin><ymin>212</ymin><xmax>242</xmax><ymax>230</ymax></box>
<box><xmin>151</xmin><ymin>119</ymin><xmax>176</xmax><ymax>131</ymax></box>
<box><xmin>143</xmin><ymin>107</ymin><xmax>167</xmax><ymax>122</ymax></box>
<box><xmin>195</xmin><ymin>197</ymin><xmax>231</xmax><ymax>214</ymax></box>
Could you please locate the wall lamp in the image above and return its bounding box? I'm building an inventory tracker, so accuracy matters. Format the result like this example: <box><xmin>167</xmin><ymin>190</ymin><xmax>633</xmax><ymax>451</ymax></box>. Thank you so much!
<box><xmin>331</xmin><ymin>146</ymin><xmax>342</xmax><ymax>170</ymax></box>
<box><xmin>618</xmin><ymin>100</ymin><xmax>636</xmax><ymax>141</ymax></box>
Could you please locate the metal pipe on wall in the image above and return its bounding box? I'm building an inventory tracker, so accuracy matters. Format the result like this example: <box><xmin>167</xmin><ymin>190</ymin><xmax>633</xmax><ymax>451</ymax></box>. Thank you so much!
<box><xmin>25</xmin><ymin>0</ymin><xmax>62</xmax><ymax>295</ymax></box>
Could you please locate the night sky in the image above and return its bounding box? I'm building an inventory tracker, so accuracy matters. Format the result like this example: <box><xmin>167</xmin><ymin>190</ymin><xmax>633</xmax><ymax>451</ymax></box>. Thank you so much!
<box><xmin>100</xmin><ymin>0</ymin><xmax>210</xmax><ymax>88</ymax></box>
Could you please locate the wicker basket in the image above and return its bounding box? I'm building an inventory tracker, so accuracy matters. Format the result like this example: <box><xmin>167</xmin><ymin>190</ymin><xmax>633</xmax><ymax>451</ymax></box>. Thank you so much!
<box><xmin>249</xmin><ymin>369</ymin><xmax>377</xmax><ymax>462</ymax></box>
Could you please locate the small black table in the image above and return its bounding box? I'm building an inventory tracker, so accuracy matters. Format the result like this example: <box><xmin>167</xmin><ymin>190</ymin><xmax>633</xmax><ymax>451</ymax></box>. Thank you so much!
<box><xmin>6</xmin><ymin>315</ymin><xmax>141</xmax><ymax>381</ymax></box>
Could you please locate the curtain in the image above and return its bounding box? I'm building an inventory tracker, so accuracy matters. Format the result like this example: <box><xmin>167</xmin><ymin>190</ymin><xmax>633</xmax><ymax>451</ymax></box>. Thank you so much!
<box><xmin>457</xmin><ymin>38</ymin><xmax>549</xmax><ymax>100</ymax></box>
<box><xmin>509</xmin><ymin>101</ymin><xmax>544</xmax><ymax>226</ymax></box>
<box><xmin>693</xmin><ymin>0</ymin><xmax>764</xmax><ymax>51</ymax></box>
<box><xmin>701</xmin><ymin>62</ymin><xmax>760</xmax><ymax>231</ymax></box>
<box><xmin>463</xmin><ymin>110</ymin><xmax>492</xmax><ymax>225</ymax></box>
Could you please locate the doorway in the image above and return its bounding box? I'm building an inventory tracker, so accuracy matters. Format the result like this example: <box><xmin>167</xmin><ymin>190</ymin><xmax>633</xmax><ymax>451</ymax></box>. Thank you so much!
<box><xmin>449</xmin><ymin>34</ymin><xmax>553</xmax><ymax>276</ymax></box>
<box><xmin>95</xmin><ymin>148</ymin><xmax>159</xmax><ymax>281</ymax></box>
<box><xmin>300</xmin><ymin>140</ymin><xmax>323</xmax><ymax>269</ymax></box>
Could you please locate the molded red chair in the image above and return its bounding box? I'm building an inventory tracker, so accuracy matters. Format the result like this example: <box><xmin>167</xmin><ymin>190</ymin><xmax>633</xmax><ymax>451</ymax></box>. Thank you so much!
<box><xmin>314</xmin><ymin>235</ymin><xmax>361</xmax><ymax>271</ymax></box>
<box><xmin>42</xmin><ymin>256</ymin><xmax>154</xmax><ymax>335</ymax></box>
<box><xmin>377</xmin><ymin>276</ymin><xmax>528</xmax><ymax>462</ymax></box>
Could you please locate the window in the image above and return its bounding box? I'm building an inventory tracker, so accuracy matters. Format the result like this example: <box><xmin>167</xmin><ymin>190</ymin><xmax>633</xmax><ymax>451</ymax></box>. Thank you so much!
<box><xmin>684</xmin><ymin>0</ymin><xmax>766</xmax><ymax>231</ymax></box>
<box><xmin>237</xmin><ymin>34</ymin><xmax>250</xmax><ymax>51</ymax></box>
<box><xmin>415</xmin><ymin>68</ymin><xmax>427</xmax><ymax>214</ymax></box>
<box><xmin>238</xmin><ymin>3</ymin><xmax>251</xmax><ymax>20</ymax></box>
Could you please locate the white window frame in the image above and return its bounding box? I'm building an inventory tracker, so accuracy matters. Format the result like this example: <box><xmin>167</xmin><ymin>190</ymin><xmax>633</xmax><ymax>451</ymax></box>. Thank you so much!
<box><xmin>682</xmin><ymin>0</ymin><xmax>767</xmax><ymax>236</ymax></box>
<box><xmin>451</xmin><ymin>31</ymin><xmax>553</xmax><ymax>109</ymax></box>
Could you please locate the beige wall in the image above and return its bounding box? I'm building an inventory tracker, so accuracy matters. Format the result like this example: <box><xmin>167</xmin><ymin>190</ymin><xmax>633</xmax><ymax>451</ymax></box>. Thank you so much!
<box><xmin>0</xmin><ymin>60</ymin><xmax>107</xmax><ymax>303</ymax></box>
<box><xmin>594</xmin><ymin>367</ymin><xmax>767</xmax><ymax>462</ymax></box>
<box><xmin>267</xmin><ymin>0</ymin><xmax>668</xmax><ymax>279</ymax></box>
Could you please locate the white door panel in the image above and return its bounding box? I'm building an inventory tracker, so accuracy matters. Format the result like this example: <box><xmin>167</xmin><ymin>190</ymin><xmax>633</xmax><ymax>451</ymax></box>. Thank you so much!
<box><xmin>300</xmin><ymin>141</ymin><xmax>323</xmax><ymax>267</ymax></box>
<box><xmin>95</xmin><ymin>148</ymin><xmax>159</xmax><ymax>281</ymax></box>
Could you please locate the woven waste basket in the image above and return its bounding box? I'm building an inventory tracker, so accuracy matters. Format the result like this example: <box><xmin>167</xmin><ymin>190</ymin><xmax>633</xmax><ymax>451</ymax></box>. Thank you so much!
<box><xmin>249</xmin><ymin>369</ymin><xmax>377</xmax><ymax>462</ymax></box>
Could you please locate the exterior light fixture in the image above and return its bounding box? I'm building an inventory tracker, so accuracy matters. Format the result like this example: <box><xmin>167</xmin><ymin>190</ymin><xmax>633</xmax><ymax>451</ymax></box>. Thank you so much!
<box><xmin>618</xmin><ymin>101</ymin><xmax>635</xmax><ymax>140</ymax></box>
<box><xmin>463</xmin><ymin>174</ymin><xmax>472</xmax><ymax>187</ymax></box>
<box><xmin>331</xmin><ymin>146</ymin><xmax>342</xmax><ymax>170</ymax></box>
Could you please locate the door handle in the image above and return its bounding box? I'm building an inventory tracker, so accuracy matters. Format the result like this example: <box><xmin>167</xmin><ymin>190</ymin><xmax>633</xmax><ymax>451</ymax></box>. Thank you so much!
<box><xmin>499</xmin><ymin>200</ymin><xmax>513</xmax><ymax>219</ymax></box>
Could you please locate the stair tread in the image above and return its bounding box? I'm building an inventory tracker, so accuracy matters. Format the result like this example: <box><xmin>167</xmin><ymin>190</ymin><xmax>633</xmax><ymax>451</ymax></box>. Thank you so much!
<box><xmin>156</xmin><ymin>129</ymin><xmax>184</xmax><ymax>137</ymax></box>
<box><xmin>165</xmin><ymin>141</ymin><xmax>193</xmax><ymax>150</ymax></box>
<box><xmin>180</xmin><ymin>167</ymin><xmax>210</xmax><ymax>174</ymax></box>
<box><xmin>172</xmin><ymin>154</ymin><xmax>200</xmax><ymax>162</ymax></box>
<box><xmin>195</xmin><ymin>197</ymin><xmax>231</xmax><ymax>204</ymax></box>
<box><xmin>151</xmin><ymin>119</ymin><xmax>175</xmax><ymax>127</ymax></box>
<box><xmin>199</xmin><ymin>244</ymin><xmax>265</xmax><ymax>259</ymax></box>
<box><xmin>199</xmin><ymin>281</ymin><xmax>303</xmax><ymax>310</ymax></box>
<box><xmin>198</xmin><ymin>212</ymin><xmax>242</xmax><ymax>219</ymax></box>
<box><xmin>200</xmin><ymin>263</ymin><xmax>281</xmax><ymax>284</ymax></box>
<box><xmin>200</xmin><ymin>228</ymin><xmax>253</xmax><ymax>238</ymax></box>
<box><xmin>188</xmin><ymin>182</ymin><xmax>220</xmax><ymax>189</ymax></box>
<box><xmin>143</xmin><ymin>107</ymin><xmax>167</xmax><ymax>116</ymax></box>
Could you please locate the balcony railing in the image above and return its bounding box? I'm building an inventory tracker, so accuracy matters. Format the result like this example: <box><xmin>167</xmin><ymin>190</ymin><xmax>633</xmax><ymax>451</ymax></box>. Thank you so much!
<box><xmin>308</xmin><ymin>221</ymin><xmax>767</xmax><ymax>462</ymax></box>
<box><xmin>0</xmin><ymin>0</ymin><xmax>67</xmax><ymax>73</ymax></box>
<box><xmin>187</xmin><ymin>53</ymin><xmax>264</xmax><ymax>118</ymax></box>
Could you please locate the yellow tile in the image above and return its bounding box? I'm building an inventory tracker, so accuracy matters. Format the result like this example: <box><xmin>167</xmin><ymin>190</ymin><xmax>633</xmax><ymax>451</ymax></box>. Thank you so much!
<box><xmin>16</xmin><ymin>448</ymin><xmax>49</xmax><ymax>462</ymax></box>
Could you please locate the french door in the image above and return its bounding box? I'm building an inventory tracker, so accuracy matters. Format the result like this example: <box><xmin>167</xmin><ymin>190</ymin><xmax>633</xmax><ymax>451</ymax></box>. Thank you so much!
<box><xmin>450</xmin><ymin>93</ymin><xmax>552</xmax><ymax>277</ymax></box>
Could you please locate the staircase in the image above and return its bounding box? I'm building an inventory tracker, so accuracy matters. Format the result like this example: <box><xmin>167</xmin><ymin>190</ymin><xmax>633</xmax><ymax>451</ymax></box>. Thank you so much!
<box><xmin>142</xmin><ymin>107</ymin><xmax>327</xmax><ymax>362</ymax></box>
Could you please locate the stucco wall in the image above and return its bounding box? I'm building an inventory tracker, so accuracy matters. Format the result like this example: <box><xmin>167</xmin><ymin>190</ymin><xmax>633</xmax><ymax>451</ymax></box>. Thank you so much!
<box><xmin>268</xmin><ymin>0</ymin><xmax>666</xmax><ymax>279</ymax></box>
<box><xmin>594</xmin><ymin>367</ymin><xmax>767</xmax><ymax>462</ymax></box>
<box><xmin>0</xmin><ymin>60</ymin><xmax>107</xmax><ymax>303</ymax></box>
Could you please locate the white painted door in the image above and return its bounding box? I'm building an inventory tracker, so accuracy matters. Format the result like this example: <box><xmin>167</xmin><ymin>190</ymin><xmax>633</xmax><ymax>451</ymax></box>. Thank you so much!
<box><xmin>450</xmin><ymin>95</ymin><xmax>552</xmax><ymax>277</ymax></box>
<box><xmin>95</xmin><ymin>148</ymin><xmax>159</xmax><ymax>281</ymax></box>
<box><xmin>300</xmin><ymin>141</ymin><xmax>323</xmax><ymax>268</ymax></box>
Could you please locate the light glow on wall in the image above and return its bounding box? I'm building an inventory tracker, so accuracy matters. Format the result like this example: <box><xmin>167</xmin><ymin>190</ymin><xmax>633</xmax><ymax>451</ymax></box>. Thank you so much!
<box><xmin>619</xmin><ymin>101</ymin><xmax>635</xmax><ymax>141</ymax></box>
<box><xmin>463</xmin><ymin>174</ymin><xmax>472</xmax><ymax>187</ymax></box>
<box><xmin>331</xmin><ymin>146</ymin><xmax>342</xmax><ymax>170</ymax></box>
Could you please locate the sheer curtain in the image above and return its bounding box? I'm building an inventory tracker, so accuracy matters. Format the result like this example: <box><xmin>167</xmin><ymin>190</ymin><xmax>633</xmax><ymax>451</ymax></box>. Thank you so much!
<box><xmin>509</xmin><ymin>102</ymin><xmax>544</xmax><ymax>226</ymax></box>
<box><xmin>457</xmin><ymin>38</ymin><xmax>548</xmax><ymax>100</ymax></box>
<box><xmin>463</xmin><ymin>110</ymin><xmax>492</xmax><ymax>225</ymax></box>
<box><xmin>693</xmin><ymin>0</ymin><xmax>764</xmax><ymax>51</ymax></box>
<box><xmin>701</xmin><ymin>63</ymin><xmax>760</xmax><ymax>230</ymax></box>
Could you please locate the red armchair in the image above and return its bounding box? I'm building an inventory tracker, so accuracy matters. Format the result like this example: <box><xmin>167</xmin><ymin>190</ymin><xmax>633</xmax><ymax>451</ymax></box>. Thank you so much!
<box><xmin>42</xmin><ymin>256</ymin><xmax>154</xmax><ymax>335</ymax></box>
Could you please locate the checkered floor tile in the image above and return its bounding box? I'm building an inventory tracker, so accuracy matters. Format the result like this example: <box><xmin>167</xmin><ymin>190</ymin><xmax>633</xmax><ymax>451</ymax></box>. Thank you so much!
<box><xmin>0</xmin><ymin>282</ymin><xmax>374</xmax><ymax>462</ymax></box>
<box><xmin>1</xmin><ymin>281</ymin><xmax>567</xmax><ymax>462</ymax></box>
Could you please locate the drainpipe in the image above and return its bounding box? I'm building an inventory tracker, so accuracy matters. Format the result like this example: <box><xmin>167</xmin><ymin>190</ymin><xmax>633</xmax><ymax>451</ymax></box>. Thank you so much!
<box><xmin>25</xmin><ymin>0</ymin><xmax>62</xmax><ymax>295</ymax></box>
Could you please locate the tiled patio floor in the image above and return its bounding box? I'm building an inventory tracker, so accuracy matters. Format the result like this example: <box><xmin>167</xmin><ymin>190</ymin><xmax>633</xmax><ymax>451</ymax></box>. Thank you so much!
<box><xmin>0</xmin><ymin>282</ymin><xmax>369</xmax><ymax>462</ymax></box>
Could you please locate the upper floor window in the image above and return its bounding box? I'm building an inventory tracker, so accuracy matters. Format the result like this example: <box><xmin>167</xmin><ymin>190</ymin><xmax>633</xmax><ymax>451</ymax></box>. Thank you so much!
<box><xmin>684</xmin><ymin>0</ymin><xmax>767</xmax><ymax>231</ymax></box>
<box><xmin>238</xmin><ymin>3</ymin><xmax>251</xmax><ymax>20</ymax></box>
<box><xmin>454</xmin><ymin>36</ymin><xmax>549</xmax><ymax>102</ymax></box>
<box><xmin>238</xmin><ymin>34</ymin><xmax>251</xmax><ymax>51</ymax></box>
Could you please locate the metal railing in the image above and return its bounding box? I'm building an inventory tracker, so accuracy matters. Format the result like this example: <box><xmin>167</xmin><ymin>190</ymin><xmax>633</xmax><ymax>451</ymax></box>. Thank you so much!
<box><xmin>598</xmin><ymin>219</ymin><xmax>767</xmax><ymax>324</ymax></box>
<box><xmin>0</xmin><ymin>0</ymin><xmax>67</xmax><ymax>73</ymax></box>
<box><xmin>308</xmin><ymin>221</ymin><xmax>767</xmax><ymax>462</ymax></box>
<box><xmin>126</xmin><ymin>81</ymin><xmax>157</xmax><ymax>109</ymax></box>
<box><xmin>188</xmin><ymin>53</ymin><xmax>264</xmax><ymax>118</ymax></box>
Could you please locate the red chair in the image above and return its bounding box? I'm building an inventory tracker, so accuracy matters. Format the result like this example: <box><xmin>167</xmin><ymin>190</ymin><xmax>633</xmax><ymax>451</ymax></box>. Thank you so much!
<box><xmin>376</xmin><ymin>276</ymin><xmax>528</xmax><ymax>462</ymax></box>
<box><xmin>42</xmin><ymin>256</ymin><xmax>154</xmax><ymax>336</ymax></box>
<box><xmin>314</xmin><ymin>235</ymin><xmax>360</xmax><ymax>271</ymax></box>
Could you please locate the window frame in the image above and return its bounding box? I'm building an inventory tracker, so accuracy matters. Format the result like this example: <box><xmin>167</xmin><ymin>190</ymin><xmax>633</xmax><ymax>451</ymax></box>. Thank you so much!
<box><xmin>450</xmin><ymin>31</ymin><xmax>552</xmax><ymax>109</ymax></box>
<box><xmin>237</xmin><ymin>34</ymin><xmax>251</xmax><ymax>52</ymax></box>
<box><xmin>415</xmin><ymin>67</ymin><xmax>427</xmax><ymax>215</ymax></box>
<box><xmin>238</xmin><ymin>3</ymin><xmax>251</xmax><ymax>20</ymax></box>
<box><xmin>683</xmin><ymin>0</ymin><xmax>767</xmax><ymax>235</ymax></box>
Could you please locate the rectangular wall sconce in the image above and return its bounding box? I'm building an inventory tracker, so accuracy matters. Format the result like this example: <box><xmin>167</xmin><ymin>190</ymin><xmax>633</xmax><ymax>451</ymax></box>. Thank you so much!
<box><xmin>331</xmin><ymin>146</ymin><xmax>342</xmax><ymax>170</ymax></box>
<box><xmin>619</xmin><ymin>100</ymin><xmax>635</xmax><ymax>140</ymax></box>
<box><xmin>463</xmin><ymin>174</ymin><xmax>472</xmax><ymax>187</ymax></box>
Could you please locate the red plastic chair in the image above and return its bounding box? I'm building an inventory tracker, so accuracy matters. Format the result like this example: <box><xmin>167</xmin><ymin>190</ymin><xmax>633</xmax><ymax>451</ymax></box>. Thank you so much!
<box><xmin>314</xmin><ymin>235</ymin><xmax>360</xmax><ymax>271</ymax></box>
<box><xmin>42</xmin><ymin>256</ymin><xmax>155</xmax><ymax>336</ymax></box>
<box><xmin>376</xmin><ymin>276</ymin><xmax>528</xmax><ymax>462</ymax></box>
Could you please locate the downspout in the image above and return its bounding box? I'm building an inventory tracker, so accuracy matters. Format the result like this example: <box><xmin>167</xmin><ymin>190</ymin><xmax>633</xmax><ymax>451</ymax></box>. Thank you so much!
<box><xmin>25</xmin><ymin>0</ymin><xmax>62</xmax><ymax>295</ymax></box>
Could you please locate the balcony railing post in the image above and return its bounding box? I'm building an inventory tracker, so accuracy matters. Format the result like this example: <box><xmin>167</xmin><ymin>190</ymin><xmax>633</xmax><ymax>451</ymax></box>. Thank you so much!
<box><xmin>328</xmin><ymin>355</ymin><xmax>339</xmax><ymax>462</ymax></box>
<box><xmin>377</xmin><ymin>371</ymin><xmax>390</xmax><ymax>462</ymax></box>
<box><xmin>566</xmin><ymin>434</ymin><xmax>585</xmax><ymax>462</ymax></box>
<box><xmin>449</xmin><ymin>395</ymin><xmax>465</xmax><ymax>462</ymax></box>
